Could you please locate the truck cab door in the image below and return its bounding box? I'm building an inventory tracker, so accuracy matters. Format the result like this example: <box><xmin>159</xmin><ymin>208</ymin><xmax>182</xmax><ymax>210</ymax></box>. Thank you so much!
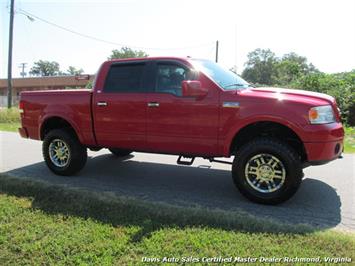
<box><xmin>93</xmin><ymin>61</ymin><xmax>152</xmax><ymax>150</ymax></box>
<box><xmin>146</xmin><ymin>60</ymin><xmax>219</xmax><ymax>156</ymax></box>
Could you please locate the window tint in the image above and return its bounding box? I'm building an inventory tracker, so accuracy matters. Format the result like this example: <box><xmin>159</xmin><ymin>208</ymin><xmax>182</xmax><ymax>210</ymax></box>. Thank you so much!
<box><xmin>156</xmin><ymin>64</ymin><xmax>189</xmax><ymax>96</ymax></box>
<box><xmin>104</xmin><ymin>63</ymin><xmax>145</xmax><ymax>93</ymax></box>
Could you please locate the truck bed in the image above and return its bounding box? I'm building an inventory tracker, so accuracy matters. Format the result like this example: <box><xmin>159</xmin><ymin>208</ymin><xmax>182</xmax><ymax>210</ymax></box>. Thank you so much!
<box><xmin>20</xmin><ymin>89</ymin><xmax>96</xmax><ymax>146</ymax></box>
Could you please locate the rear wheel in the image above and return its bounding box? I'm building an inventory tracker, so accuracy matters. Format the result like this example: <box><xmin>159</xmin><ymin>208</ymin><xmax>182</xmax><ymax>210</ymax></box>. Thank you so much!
<box><xmin>232</xmin><ymin>138</ymin><xmax>302</xmax><ymax>205</ymax></box>
<box><xmin>43</xmin><ymin>129</ymin><xmax>87</xmax><ymax>176</ymax></box>
<box><xmin>108</xmin><ymin>148</ymin><xmax>132</xmax><ymax>157</ymax></box>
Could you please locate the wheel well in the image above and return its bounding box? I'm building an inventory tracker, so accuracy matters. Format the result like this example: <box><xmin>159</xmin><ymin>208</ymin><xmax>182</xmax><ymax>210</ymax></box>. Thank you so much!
<box><xmin>40</xmin><ymin>117</ymin><xmax>77</xmax><ymax>140</ymax></box>
<box><xmin>230</xmin><ymin>121</ymin><xmax>307</xmax><ymax>162</ymax></box>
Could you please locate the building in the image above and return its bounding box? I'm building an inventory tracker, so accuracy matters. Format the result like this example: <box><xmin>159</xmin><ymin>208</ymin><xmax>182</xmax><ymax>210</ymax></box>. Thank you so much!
<box><xmin>0</xmin><ymin>75</ymin><xmax>93</xmax><ymax>107</ymax></box>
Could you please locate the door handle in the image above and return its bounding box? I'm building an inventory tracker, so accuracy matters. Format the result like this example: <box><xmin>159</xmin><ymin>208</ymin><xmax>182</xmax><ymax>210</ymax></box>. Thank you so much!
<box><xmin>147</xmin><ymin>102</ymin><xmax>159</xmax><ymax>107</ymax></box>
<box><xmin>97</xmin><ymin>101</ymin><xmax>107</xmax><ymax>106</ymax></box>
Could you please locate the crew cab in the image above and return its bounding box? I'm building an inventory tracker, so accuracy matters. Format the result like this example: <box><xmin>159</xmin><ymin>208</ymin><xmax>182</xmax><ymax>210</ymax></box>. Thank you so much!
<box><xmin>18</xmin><ymin>57</ymin><xmax>344</xmax><ymax>204</ymax></box>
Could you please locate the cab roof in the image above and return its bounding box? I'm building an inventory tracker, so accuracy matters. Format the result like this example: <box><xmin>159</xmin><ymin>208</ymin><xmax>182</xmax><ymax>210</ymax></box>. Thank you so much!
<box><xmin>105</xmin><ymin>56</ymin><xmax>191</xmax><ymax>64</ymax></box>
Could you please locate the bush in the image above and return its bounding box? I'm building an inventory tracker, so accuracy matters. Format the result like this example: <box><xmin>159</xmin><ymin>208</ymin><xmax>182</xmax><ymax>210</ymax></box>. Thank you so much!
<box><xmin>0</xmin><ymin>108</ymin><xmax>20</xmax><ymax>123</ymax></box>
<box><xmin>289</xmin><ymin>71</ymin><xmax>355</xmax><ymax>126</ymax></box>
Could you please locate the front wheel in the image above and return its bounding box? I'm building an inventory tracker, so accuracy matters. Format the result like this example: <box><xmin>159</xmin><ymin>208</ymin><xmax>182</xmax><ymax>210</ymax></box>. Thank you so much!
<box><xmin>43</xmin><ymin>129</ymin><xmax>87</xmax><ymax>176</ymax></box>
<box><xmin>232</xmin><ymin>138</ymin><xmax>303</xmax><ymax>205</ymax></box>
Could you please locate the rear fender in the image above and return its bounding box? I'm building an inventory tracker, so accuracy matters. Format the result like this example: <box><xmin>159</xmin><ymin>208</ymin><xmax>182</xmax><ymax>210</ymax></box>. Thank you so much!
<box><xmin>39</xmin><ymin>113</ymin><xmax>84</xmax><ymax>144</ymax></box>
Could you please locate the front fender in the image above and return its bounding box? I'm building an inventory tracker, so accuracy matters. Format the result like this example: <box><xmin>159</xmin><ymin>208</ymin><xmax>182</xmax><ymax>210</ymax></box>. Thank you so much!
<box><xmin>221</xmin><ymin>115</ymin><xmax>305</xmax><ymax>156</ymax></box>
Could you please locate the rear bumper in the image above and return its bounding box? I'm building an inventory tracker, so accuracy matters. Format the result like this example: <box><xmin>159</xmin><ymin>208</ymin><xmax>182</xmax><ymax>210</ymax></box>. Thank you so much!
<box><xmin>18</xmin><ymin>127</ymin><xmax>28</xmax><ymax>138</ymax></box>
<box><xmin>304</xmin><ymin>140</ymin><xmax>343</xmax><ymax>166</ymax></box>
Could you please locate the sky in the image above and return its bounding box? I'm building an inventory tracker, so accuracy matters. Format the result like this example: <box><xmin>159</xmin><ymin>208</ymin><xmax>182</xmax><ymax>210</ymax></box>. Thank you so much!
<box><xmin>1</xmin><ymin>0</ymin><xmax>355</xmax><ymax>78</ymax></box>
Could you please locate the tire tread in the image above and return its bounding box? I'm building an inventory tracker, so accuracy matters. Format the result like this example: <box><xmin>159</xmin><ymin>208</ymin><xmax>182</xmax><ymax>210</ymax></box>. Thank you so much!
<box><xmin>42</xmin><ymin>129</ymin><xmax>87</xmax><ymax>176</ymax></box>
<box><xmin>232</xmin><ymin>137</ymin><xmax>302</xmax><ymax>204</ymax></box>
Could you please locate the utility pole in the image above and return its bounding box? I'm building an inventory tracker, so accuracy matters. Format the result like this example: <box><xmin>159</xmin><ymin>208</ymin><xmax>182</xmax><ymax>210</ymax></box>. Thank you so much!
<box><xmin>235</xmin><ymin>24</ymin><xmax>238</xmax><ymax>74</ymax></box>
<box><xmin>7</xmin><ymin>0</ymin><xmax>15</xmax><ymax>108</ymax></box>
<box><xmin>215</xmin><ymin>40</ymin><xmax>219</xmax><ymax>63</ymax></box>
<box><xmin>19</xmin><ymin>63</ymin><xmax>27</xmax><ymax>78</ymax></box>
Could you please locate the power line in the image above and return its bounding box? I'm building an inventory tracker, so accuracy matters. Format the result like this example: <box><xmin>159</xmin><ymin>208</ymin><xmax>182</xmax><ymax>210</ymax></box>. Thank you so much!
<box><xmin>16</xmin><ymin>8</ymin><xmax>214</xmax><ymax>51</ymax></box>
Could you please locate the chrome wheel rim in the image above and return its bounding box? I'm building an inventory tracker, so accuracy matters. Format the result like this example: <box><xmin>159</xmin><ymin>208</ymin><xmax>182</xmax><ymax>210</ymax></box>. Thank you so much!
<box><xmin>245</xmin><ymin>153</ymin><xmax>286</xmax><ymax>193</ymax></box>
<box><xmin>49</xmin><ymin>139</ymin><xmax>70</xmax><ymax>167</ymax></box>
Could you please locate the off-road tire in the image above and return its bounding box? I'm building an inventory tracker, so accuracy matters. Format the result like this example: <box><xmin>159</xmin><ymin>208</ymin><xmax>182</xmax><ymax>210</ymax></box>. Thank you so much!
<box><xmin>43</xmin><ymin>129</ymin><xmax>87</xmax><ymax>176</ymax></box>
<box><xmin>232</xmin><ymin>137</ymin><xmax>303</xmax><ymax>205</ymax></box>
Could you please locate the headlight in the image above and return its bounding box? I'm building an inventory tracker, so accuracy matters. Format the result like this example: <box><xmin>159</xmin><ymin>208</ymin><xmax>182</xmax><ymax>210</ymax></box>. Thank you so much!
<box><xmin>308</xmin><ymin>105</ymin><xmax>335</xmax><ymax>124</ymax></box>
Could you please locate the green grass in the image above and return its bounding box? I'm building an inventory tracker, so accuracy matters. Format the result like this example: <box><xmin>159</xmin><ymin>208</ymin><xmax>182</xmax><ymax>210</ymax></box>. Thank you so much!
<box><xmin>0</xmin><ymin>107</ymin><xmax>20</xmax><ymax>133</ymax></box>
<box><xmin>0</xmin><ymin>107</ymin><xmax>20</xmax><ymax>123</ymax></box>
<box><xmin>0</xmin><ymin>122</ymin><xmax>20</xmax><ymax>132</ymax></box>
<box><xmin>344</xmin><ymin>127</ymin><xmax>355</xmax><ymax>153</ymax></box>
<box><xmin>0</xmin><ymin>175</ymin><xmax>354</xmax><ymax>265</ymax></box>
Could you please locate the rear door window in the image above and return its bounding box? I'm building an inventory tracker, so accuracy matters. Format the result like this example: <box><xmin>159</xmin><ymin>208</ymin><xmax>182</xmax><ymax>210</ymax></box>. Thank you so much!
<box><xmin>103</xmin><ymin>63</ymin><xmax>145</xmax><ymax>93</ymax></box>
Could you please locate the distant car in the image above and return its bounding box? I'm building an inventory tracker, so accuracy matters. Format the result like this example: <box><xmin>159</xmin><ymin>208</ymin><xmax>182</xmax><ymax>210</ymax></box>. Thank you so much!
<box><xmin>18</xmin><ymin>57</ymin><xmax>344</xmax><ymax>204</ymax></box>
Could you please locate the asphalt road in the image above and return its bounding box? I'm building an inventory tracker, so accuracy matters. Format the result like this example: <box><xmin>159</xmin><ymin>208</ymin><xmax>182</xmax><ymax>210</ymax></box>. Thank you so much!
<box><xmin>0</xmin><ymin>131</ymin><xmax>354</xmax><ymax>231</ymax></box>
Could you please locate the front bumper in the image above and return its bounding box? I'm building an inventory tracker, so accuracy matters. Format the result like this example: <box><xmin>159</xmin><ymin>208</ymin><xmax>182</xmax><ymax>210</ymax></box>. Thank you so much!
<box><xmin>301</xmin><ymin>122</ymin><xmax>344</xmax><ymax>166</ymax></box>
<box><xmin>304</xmin><ymin>140</ymin><xmax>343</xmax><ymax>166</ymax></box>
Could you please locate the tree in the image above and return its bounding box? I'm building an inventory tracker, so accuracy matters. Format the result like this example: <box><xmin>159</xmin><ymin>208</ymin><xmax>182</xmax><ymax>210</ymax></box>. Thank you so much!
<box><xmin>66</xmin><ymin>66</ymin><xmax>84</xmax><ymax>75</ymax></box>
<box><xmin>241</xmin><ymin>48</ymin><xmax>277</xmax><ymax>85</ymax></box>
<box><xmin>241</xmin><ymin>48</ymin><xmax>354</xmax><ymax>125</ymax></box>
<box><xmin>85</xmin><ymin>80</ymin><xmax>93</xmax><ymax>89</ymax></box>
<box><xmin>229</xmin><ymin>65</ymin><xmax>238</xmax><ymax>74</ymax></box>
<box><xmin>108</xmin><ymin>47</ymin><xmax>148</xmax><ymax>59</ymax></box>
<box><xmin>274</xmin><ymin>52</ymin><xmax>318</xmax><ymax>85</ymax></box>
<box><xmin>292</xmin><ymin>71</ymin><xmax>355</xmax><ymax>125</ymax></box>
<box><xmin>29</xmin><ymin>60</ymin><xmax>61</xmax><ymax>76</ymax></box>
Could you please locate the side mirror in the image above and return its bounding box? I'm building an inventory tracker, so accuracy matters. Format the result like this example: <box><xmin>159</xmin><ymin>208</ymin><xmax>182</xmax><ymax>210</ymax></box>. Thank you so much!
<box><xmin>182</xmin><ymin>80</ymin><xmax>207</xmax><ymax>98</ymax></box>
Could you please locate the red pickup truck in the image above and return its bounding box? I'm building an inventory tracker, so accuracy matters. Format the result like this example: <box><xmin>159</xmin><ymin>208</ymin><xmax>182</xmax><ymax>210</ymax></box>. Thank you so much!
<box><xmin>19</xmin><ymin>57</ymin><xmax>344</xmax><ymax>204</ymax></box>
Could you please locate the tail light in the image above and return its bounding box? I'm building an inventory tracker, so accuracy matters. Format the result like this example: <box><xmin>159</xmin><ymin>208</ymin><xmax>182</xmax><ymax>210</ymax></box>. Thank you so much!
<box><xmin>19</xmin><ymin>100</ymin><xmax>24</xmax><ymax>114</ymax></box>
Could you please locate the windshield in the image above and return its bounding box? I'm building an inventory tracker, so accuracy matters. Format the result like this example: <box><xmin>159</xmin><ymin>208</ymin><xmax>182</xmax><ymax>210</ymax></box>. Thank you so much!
<box><xmin>189</xmin><ymin>59</ymin><xmax>251</xmax><ymax>90</ymax></box>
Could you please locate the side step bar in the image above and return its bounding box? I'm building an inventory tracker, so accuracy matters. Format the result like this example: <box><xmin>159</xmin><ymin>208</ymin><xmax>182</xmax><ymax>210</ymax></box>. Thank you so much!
<box><xmin>176</xmin><ymin>156</ymin><xmax>233</xmax><ymax>166</ymax></box>
<box><xmin>208</xmin><ymin>158</ymin><xmax>233</xmax><ymax>165</ymax></box>
<box><xmin>177</xmin><ymin>156</ymin><xmax>195</xmax><ymax>165</ymax></box>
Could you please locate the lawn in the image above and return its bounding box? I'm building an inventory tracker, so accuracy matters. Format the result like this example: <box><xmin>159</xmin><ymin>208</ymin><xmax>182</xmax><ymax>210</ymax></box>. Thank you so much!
<box><xmin>0</xmin><ymin>122</ymin><xmax>20</xmax><ymax>132</ymax></box>
<box><xmin>0</xmin><ymin>175</ymin><xmax>354</xmax><ymax>265</ymax></box>
<box><xmin>0</xmin><ymin>107</ymin><xmax>20</xmax><ymax>133</ymax></box>
<box><xmin>344</xmin><ymin>127</ymin><xmax>355</xmax><ymax>153</ymax></box>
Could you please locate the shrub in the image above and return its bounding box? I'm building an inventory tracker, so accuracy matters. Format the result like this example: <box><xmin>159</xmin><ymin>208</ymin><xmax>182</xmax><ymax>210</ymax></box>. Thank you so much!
<box><xmin>0</xmin><ymin>108</ymin><xmax>20</xmax><ymax>123</ymax></box>
<box><xmin>289</xmin><ymin>71</ymin><xmax>355</xmax><ymax>126</ymax></box>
